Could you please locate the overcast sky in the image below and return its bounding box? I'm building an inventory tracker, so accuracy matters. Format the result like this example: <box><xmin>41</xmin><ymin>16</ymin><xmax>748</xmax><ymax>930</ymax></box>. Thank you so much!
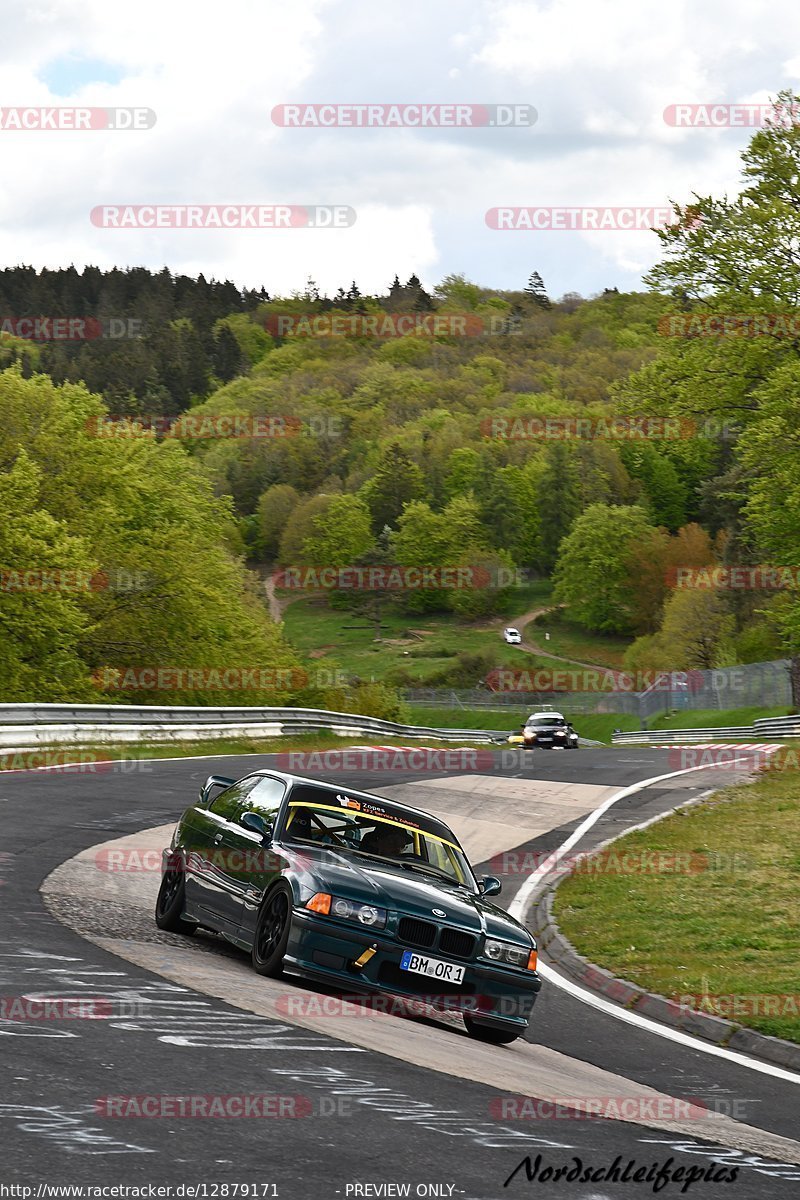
<box><xmin>2</xmin><ymin>0</ymin><xmax>798</xmax><ymax>300</ymax></box>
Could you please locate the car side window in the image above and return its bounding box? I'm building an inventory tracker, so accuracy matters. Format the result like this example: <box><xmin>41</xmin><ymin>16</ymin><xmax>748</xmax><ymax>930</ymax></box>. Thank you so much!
<box><xmin>208</xmin><ymin>776</ymin><xmax>261</xmax><ymax>821</ymax></box>
<box><xmin>241</xmin><ymin>776</ymin><xmax>286</xmax><ymax>819</ymax></box>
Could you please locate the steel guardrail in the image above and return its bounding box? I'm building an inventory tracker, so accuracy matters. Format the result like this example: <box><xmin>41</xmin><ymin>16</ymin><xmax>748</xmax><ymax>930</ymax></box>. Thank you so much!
<box><xmin>612</xmin><ymin>717</ymin><xmax>799</xmax><ymax>744</ymax></box>
<box><xmin>0</xmin><ymin>703</ymin><xmax>604</xmax><ymax>748</ymax></box>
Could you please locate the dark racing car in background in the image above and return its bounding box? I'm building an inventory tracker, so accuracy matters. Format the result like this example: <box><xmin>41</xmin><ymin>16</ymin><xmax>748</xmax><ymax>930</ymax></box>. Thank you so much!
<box><xmin>156</xmin><ymin>770</ymin><xmax>541</xmax><ymax>1044</ymax></box>
<box><xmin>522</xmin><ymin>711</ymin><xmax>579</xmax><ymax>750</ymax></box>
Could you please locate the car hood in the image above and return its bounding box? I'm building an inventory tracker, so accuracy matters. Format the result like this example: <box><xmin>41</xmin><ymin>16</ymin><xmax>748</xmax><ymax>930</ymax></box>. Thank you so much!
<box><xmin>280</xmin><ymin>843</ymin><xmax>532</xmax><ymax>944</ymax></box>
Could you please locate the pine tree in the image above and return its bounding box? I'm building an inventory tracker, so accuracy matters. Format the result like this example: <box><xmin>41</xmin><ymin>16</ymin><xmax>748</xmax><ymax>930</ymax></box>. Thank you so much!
<box><xmin>404</xmin><ymin>274</ymin><xmax>434</xmax><ymax>311</ymax></box>
<box><xmin>360</xmin><ymin>444</ymin><xmax>426</xmax><ymax>532</ymax></box>
<box><xmin>213</xmin><ymin>324</ymin><xmax>243</xmax><ymax>382</ymax></box>
<box><xmin>524</xmin><ymin>271</ymin><xmax>552</xmax><ymax>310</ymax></box>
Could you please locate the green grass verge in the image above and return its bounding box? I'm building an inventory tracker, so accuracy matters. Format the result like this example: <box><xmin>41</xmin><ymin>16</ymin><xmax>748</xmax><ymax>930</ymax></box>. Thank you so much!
<box><xmin>405</xmin><ymin>705</ymin><xmax>637</xmax><ymax>743</ymax></box>
<box><xmin>405</xmin><ymin>705</ymin><xmax>531</xmax><ymax>731</ymax></box>
<box><xmin>527</xmin><ymin>611</ymin><xmax>632</xmax><ymax>669</ymax></box>
<box><xmin>553</xmin><ymin>760</ymin><xmax>800</xmax><ymax>1043</ymax></box>
<box><xmin>648</xmin><ymin>706</ymin><xmax>792</xmax><ymax>732</ymax></box>
<box><xmin>567</xmin><ymin>713</ymin><xmax>639</xmax><ymax>743</ymax></box>
<box><xmin>281</xmin><ymin>581</ymin><xmax>570</xmax><ymax>685</ymax></box>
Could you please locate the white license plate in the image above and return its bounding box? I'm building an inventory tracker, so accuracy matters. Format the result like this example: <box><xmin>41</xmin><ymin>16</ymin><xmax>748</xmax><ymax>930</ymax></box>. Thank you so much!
<box><xmin>400</xmin><ymin>950</ymin><xmax>465</xmax><ymax>984</ymax></box>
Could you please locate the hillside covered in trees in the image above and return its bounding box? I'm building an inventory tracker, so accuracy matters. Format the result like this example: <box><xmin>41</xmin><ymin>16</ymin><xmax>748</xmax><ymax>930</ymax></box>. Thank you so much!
<box><xmin>4</xmin><ymin>95</ymin><xmax>800</xmax><ymax>705</ymax></box>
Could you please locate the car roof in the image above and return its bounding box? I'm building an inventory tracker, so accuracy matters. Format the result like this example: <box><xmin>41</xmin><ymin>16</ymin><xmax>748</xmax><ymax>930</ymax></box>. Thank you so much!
<box><xmin>251</xmin><ymin>769</ymin><xmax>460</xmax><ymax>844</ymax></box>
<box><xmin>527</xmin><ymin>711</ymin><xmax>566</xmax><ymax>721</ymax></box>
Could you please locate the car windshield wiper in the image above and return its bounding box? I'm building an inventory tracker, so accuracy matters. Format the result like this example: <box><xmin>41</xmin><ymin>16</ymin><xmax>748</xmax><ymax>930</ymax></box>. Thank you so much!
<box><xmin>347</xmin><ymin>849</ymin><xmax>470</xmax><ymax>889</ymax></box>
<box><xmin>396</xmin><ymin>860</ymin><xmax>460</xmax><ymax>885</ymax></box>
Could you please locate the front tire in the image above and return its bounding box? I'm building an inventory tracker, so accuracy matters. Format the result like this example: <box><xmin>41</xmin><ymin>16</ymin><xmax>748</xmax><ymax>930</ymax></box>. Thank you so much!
<box><xmin>155</xmin><ymin>858</ymin><xmax>196</xmax><ymax>935</ymax></box>
<box><xmin>252</xmin><ymin>883</ymin><xmax>293</xmax><ymax>977</ymax></box>
<box><xmin>464</xmin><ymin>1015</ymin><xmax>521</xmax><ymax>1044</ymax></box>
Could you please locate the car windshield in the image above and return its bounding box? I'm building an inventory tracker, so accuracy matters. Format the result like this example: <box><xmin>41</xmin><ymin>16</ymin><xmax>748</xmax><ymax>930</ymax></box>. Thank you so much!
<box><xmin>280</xmin><ymin>785</ymin><xmax>475</xmax><ymax>889</ymax></box>
<box><xmin>527</xmin><ymin>716</ymin><xmax>565</xmax><ymax>727</ymax></box>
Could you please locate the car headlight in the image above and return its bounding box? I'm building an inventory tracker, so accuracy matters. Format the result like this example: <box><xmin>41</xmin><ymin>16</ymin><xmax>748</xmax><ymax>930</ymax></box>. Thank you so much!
<box><xmin>307</xmin><ymin>892</ymin><xmax>387</xmax><ymax>929</ymax></box>
<box><xmin>483</xmin><ymin>938</ymin><xmax>536</xmax><ymax>969</ymax></box>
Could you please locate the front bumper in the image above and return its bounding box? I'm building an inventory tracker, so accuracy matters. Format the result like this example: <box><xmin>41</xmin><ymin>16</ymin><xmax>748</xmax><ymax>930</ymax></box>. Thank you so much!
<box><xmin>287</xmin><ymin>909</ymin><xmax>541</xmax><ymax>1028</ymax></box>
<box><xmin>523</xmin><ymin>736</ymin><xmax>574</xmax><ymax>748</ymax></box>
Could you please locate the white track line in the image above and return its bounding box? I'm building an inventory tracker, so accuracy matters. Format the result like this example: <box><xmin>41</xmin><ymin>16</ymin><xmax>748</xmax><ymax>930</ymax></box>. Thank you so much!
<box><xmin>508</xmin><ymin>759</ymin><xmax>800</xmax><ymax>1086</ymax></box>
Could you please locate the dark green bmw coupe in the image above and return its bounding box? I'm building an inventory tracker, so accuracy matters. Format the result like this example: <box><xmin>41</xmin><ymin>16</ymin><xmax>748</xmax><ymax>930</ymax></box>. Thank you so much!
<box><xmin>156</xmin><ymin>769</ymin><xmax>541</xmax><ymax>1044</ymax></box>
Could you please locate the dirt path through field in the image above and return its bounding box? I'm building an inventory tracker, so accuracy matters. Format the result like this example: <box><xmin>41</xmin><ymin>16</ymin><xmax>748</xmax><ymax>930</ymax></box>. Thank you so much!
<box><xmin>505</xmin><ymin>605</ymin><xmax>598</xmax><ymax>669</ymax></box>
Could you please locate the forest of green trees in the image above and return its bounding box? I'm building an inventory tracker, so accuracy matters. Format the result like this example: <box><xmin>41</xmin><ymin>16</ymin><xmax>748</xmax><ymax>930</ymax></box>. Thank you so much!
<box><xmin>3</xmin><ymin>95</ymin><xmax>800</xmax><ymax>707</ymax></box>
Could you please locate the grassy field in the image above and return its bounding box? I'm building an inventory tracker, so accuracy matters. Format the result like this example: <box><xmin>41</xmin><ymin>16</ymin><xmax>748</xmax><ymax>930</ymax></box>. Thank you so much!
<box><xmin>404</xmin><ymin>704</ymin><xmax>794</xmax><ymax>743</ymax></box>
<box><xmin>648</xmin><ymin>706</ymin><xmax>792</xmax><ymax>731</ymax></box>
<box><xmin>553</xmin><ymin>759</ymin><xmax>800</xmax><ymax>1043</ymax></box>
<box><xmin>405</xmin><ymin>705</ymin><xmax>640</xmax><ymax>743</ymax></box>
<box><xmin>525</xmin><ymin>610</ymin><xmax>632</xmax><ymax>669</ymax></box>
<box><xmin>280</xmin><ymin>580</ymin><xmax>575</xmax><ymax>685</ymax></box>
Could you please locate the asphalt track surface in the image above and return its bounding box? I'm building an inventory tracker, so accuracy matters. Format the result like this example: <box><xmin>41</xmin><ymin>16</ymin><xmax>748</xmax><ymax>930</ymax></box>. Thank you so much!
<box><xmin>2</xmin><ymin>748</ymin><xmax>799</xmax><ymax>1199</ymax></box>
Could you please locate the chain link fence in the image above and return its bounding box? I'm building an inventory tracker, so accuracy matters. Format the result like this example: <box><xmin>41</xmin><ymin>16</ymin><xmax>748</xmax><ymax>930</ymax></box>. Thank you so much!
<box><xmin>403</xmin><ymin>659</ymin><xmax>793</xmax><ymax>726</ymax></box>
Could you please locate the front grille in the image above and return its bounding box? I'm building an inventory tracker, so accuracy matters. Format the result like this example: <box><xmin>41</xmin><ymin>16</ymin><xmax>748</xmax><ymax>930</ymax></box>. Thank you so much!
<box><xmin>397</xmin><ymin>917</ymin><xmax>436</xmax><ymax>948</ymax></box>
<box><xmin>439</xmin><ymin>929</ymin><xmax>476</xmax><ymax>958</ymax></box>
<box><xmin>377</xmin><ymin>962</ymin><xmax>474</xmax><ymax>997</ymax></box>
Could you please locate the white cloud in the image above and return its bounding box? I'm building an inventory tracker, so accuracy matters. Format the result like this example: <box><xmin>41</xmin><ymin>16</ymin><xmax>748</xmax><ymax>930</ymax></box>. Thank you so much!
<box><xmin>0</xmin><ymin>0</ymin><xmax>797</xmax><ymax>296</ymax></box>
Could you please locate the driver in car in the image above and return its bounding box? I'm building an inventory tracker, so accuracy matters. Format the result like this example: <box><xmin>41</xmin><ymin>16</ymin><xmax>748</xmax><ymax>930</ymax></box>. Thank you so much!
<box><xmin>286</xmin><ymin>807</ymin><xmax>316</xmax><ymax>840</ymax></box>
<box><xmin>359</xmin><ymin>823</ymin><xmax>412</xmax><ymax>858</ymax></box>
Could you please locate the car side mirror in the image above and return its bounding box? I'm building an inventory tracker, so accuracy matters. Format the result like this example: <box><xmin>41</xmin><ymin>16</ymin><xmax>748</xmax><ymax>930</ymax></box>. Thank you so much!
<box><xmin>478</xmin><ymin>875</ymin><xmax>502</xmax><ymax>897</ymax></box>
<box><xmin>240</xmin><ymin>811</ymin><xmax>272</xmax><ymax>842</ymax></box>
<box><xmin>199</xmin><ymin>775</ymin><xmax>235</xmax><ymax>807</ymax></box>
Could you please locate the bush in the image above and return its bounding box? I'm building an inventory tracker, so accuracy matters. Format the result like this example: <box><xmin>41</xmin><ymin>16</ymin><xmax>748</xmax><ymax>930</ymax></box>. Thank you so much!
<box><xmin>317</xmin><ymin>681</ymin><xmax>410</xmax><ymax>723</ymax></box>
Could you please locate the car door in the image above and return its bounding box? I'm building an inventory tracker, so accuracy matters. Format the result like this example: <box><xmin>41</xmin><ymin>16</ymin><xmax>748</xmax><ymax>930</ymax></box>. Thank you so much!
<box><xmin>186</xmin><ymin>775</ymin><xmax>264</xmax><ymax>926</ymax></box>
<box><xmin>232</xmin><ymin>775</ymin><xmax>287</xmax><ymax>943</ymax></box>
